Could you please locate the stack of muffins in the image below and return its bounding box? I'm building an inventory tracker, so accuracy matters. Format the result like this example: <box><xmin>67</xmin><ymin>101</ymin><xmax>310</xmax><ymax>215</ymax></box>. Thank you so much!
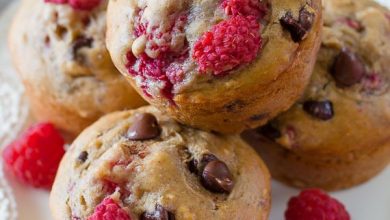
<box><xmin>7</xmin><ymin>0</ymin><xmax>389</xmax><ymax>219</ymax></box>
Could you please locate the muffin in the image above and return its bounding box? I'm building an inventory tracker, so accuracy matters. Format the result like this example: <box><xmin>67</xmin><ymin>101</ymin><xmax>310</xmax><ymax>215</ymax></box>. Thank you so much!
<box><xmin>50</xmin><ymin>106</ymin><xmax>271</xmax><ymax>219</ymax></box>
<box><xmin>106</xmin><ymin>0</ymin><xmax>323</xmax><ymax>133</ymax></box>
<box><xmin>9</xmin><ymin>0</ymin><xmax>146</xmax><ymax>138</ymax></box>
<box><xmin>243</xmin><ymin>0</ymin><xmax>390</xmax><ymax>191</ymax></box>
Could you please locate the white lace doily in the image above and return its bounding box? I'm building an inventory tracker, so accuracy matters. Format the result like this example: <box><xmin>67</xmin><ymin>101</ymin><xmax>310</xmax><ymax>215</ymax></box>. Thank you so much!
<box><xmin>0</xmin><ymin>1</ymin><xmax>28</xmax><ymax>219</ymax></box>
<box><xmin>0</xmin><ymin>163</ymin><xmax>17</xmax><ymax>220</ymax></box>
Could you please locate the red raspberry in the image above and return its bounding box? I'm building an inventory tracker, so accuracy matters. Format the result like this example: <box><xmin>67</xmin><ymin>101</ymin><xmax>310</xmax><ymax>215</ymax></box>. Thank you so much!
<box><xmin>222</xmin><ymin>0</ymin><xmax>267</xmax><ymax>18</ymax></box>
<box><xmin>69</xmin><ymin>0</ymin><xmax>101</xmax><ymax>11</ymax></box>
<box><xmin>2</xmin><ymin>123</ymin><xmax>65</xmax><ymax>189</ymax></box>
<box><xmin>193</xmin><ymin>16</ymin><xmax>262</xmax><ymax>75</ymax></box>
<box><xmin>126</xmin><ymin>12</ymin><xmax>188</xmax><ymax>101</ymax></box>
<box><xmin>88</xmin><ymin>198</ymin><xmax>130</xmax><ymax>220</ymax></box>
<box><xmin>285</xmin><ymin>189</ymin><xmax>350</xmax><ymax>220</ymax></box>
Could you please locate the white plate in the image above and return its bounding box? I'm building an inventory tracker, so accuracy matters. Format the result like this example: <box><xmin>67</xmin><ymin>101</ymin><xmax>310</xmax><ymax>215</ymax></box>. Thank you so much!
<box><xmin>0</xmin><ymin>1</ymin><xmax>389</xmax><ymax>220</ymax></box>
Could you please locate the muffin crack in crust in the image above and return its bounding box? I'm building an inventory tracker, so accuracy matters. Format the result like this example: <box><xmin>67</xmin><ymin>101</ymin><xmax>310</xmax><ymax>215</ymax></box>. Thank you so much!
<box><xmin>51</xmin><ymin>106</ymin><xmax>271</xmax><ymax>220</ymax></box>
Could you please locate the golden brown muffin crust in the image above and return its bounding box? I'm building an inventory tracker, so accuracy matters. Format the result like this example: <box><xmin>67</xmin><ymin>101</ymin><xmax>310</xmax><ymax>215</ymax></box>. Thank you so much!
<box><xmin>51</xmin><ymin>106</ymin><xmax>271</xmax><ymax>220</ymax></box>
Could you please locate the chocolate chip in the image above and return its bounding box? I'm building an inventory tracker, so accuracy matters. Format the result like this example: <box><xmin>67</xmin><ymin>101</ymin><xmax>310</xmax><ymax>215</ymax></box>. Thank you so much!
<box><xmin>299</xmin><ymin>7</ymin><xmax>315</xmax><ymax>30</ymax></box>
<box><xmin>187</xmin><ymin>159</ymin><xmax>198</xmax><ymax>174</ymax></box>
<box><xmin>280</xmin><ymin>6</ymin><xmax>315</xmax><ymax>42</ymax></box>
<box><xmin>201</xmin><ymin>160</ymin><xmax>235</xmax><ymax>193</ymax></box>
<box><xmin>127</xmin><ymin>113</ymin><xmax>161</xmax><ymax>141</ymax></box>
<box><xmin>141</xmin><ymin>205</ymin><xmax>175</xmax><ymax>220</ymax></box>
<box><xmin>257</xmin><ymin>123</ymin><xmax>281</xmax><ymax>140</ymax></box>
<box><xmin>331</xmin><ymin>48</ymin><xmax>366</xmax><ymax>87</ymax></box>
<box><xmin>303</xmin><ymin>100</ymin><xmax>334</xmax><ymax>121</ymax></box>
<box><xmin>77</xmin><ymin>151</ymin><xmax>88</xmax><ymax>163</ymax></box>
<box><xmin>72</xmin><ymin>36</ymin><xmax>93</xmax><ymax>62</ymax></box>
<box><xmin>188</xmin><ymin>154</ymin><xmax>217</xmax><ymax>175</ymax></box>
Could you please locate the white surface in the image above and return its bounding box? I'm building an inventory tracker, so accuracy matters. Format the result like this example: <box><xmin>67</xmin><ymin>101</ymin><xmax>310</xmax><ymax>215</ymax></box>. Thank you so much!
<box><xmin>0</xmin><ymin>1</ymin><xmax>389</xmax><ymax>220</ymax></box>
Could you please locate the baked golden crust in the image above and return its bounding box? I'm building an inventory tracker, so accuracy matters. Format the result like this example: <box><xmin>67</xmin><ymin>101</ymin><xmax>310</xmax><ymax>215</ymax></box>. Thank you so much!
<box><xmin>50</xmin><ymin>106</ymin><xmax>271</xmax><ymax>220</ymax></box>
<box><xmin>9</xmin><ymin>0</ymin><xmax>146</xmax><ymax>138</ymax></box>
<box><xmin>106</xmin><ymin>0</ymin><xmax>323</xmax><ymax>133</ymax></box>
<box><xmin>243</xmin><ymin>131</ymin><xmax>390</xmax><ymax>191</ymax></box>
<box><xmin>243</xmin><ymin>0</ymin><xmax>390</xmax><ymax>190</ymax></box>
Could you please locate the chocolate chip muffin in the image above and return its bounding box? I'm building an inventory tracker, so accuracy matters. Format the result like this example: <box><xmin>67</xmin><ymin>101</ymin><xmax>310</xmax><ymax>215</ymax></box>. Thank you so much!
<box><xmin>243</xmin><ymin>0</ymin><xmax>390</xmax><ymax>191</ymax></box>
<box><xmin>50</xmin><ymin>106</ymin><xmax>271</xmax><ymax>220</ymax></box>
<box><xmin>106</xmin><ymin>0</ymin><xmax>322</xmax><ymax>134</ymax></box>
<box><xmin>9</xmin><ymin>0</ymin><xmax>146</xmax><ymax>138</ymax></box>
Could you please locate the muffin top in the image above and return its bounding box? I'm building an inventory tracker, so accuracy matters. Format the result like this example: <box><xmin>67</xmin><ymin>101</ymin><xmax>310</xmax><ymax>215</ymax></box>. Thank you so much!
<box><xmin>256</xmin><ymin>0</ymin><xmax>390</xmax><ymax>158</ymax></box>
<box><xmin>9</xmin><ymin>0</ymin><xmax>144</xmax><ymax>120</ymax></box>
<box><xmin>107</xmin><ymin>0</ymin><xmax>321</xmax><ymax>102</ymax></box>
<box><xmin>50</xmin><ymin>106</ymin><xmax>271</xmax><ymax>220</ymax></box>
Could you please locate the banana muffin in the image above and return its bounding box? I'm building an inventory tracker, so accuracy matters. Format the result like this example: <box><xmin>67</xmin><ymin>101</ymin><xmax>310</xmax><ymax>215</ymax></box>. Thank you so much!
<box><xmin>106</xmin><ymin>0</ymin><xmax>322</xmax><ymax>133</ymax></box>
<box><xmin>50</xmin><ymin>106</ymin><xmax>271</xmax><ymax>219</ymax></box>
<box><xmin>9</xmin><ymin>0</ymin><xmax>146</xmax><ymax>138</ymax></box>
<box><xmin>243</xmin><ymin>0</ymin><xmax>390</xmax><ymax>191</ymax></box>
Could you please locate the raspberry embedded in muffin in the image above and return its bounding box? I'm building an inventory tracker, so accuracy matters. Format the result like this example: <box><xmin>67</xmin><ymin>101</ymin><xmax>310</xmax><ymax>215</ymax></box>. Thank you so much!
<box><xmin>125</xmin><ymin>0</ymin><xmax>269</xmax><ymax>101</ymax></box>
<box><xmin>107</xmin><ymin>0</ymin><xmax>322</xmax><ymax>133</ymax></box>
<box><xmin>193</xmin><ymin>15</ymin><xmax>262</xmax><ymax>75</ymax></box>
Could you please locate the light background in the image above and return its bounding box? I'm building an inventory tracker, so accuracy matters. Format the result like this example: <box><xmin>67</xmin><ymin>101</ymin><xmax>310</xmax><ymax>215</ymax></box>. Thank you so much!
<box><xmin>0</xmin><ymin>0</ymin><xmax>389</xmax><ymax>219</ymax></box>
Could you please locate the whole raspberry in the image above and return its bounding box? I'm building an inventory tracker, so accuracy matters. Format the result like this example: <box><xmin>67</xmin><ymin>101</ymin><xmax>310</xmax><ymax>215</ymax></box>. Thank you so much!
<box><xmin>88</xmin><ymin>198</ymin><xmax>130</xmax><ymax>220</ymax></box>
<box><xmin>193</xmin><ymin>16</ymin><xmax>261</xmax><ymax>75</ymax></box>
<box><xmin>285</xmin><ymin>189</ymin><xmax>350</xmax><ymax>220</ymax></box>
<box><xmin>2</xmin><ymin>123</ymin><xmax>65</xmax><ymax>189</ymax></box>
<box><xmin>69</xmin><ymin>0</ymin><xmax>101</xmax><ymax>10</ymax></box>
<box><xmin>222</xmin><ymin>0</ymin><xmax>267</xmax><ymax>18</ymax></box>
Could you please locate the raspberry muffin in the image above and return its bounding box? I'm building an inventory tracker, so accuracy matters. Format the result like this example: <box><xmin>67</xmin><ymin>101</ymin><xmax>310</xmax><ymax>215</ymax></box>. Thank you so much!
<box><xmin>9</xmin><ymin>0</ymin><xmax>146</xmax><ymax>138</ymax></box>
<box><xmin>50</xmin><ymin>106</ymin><xmax>271</xmax><ymax>219</ymax></box>
<box><xmin>243</xmin><ymin>0</ymin><xmax>390</xmax><ymax>190</ymax></box>
<box><xmin>106</xmin><ymin>0</ymin><xmax>323</xmax><ymax>133</ymax></box>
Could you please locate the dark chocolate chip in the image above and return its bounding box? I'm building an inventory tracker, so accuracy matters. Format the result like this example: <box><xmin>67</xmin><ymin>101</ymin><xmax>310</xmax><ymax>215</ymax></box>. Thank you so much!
<box><xmin>303</xmin><ymin>100</ymin><xmax>334</xmax><ymax>121</ymax></box>
<box><xmin>72</xmin><ymin>36</ymin><xmax>93</xmax><ymax>62</ymax></box>
<box><xmin>257</xmin><ymin>123</ymin><xmax>281</xmax><ymax>140</ymax></box>
<box><xmin>299</xmin><ymin>7</ymin><xmax>315</xmax><ymax>31</ymax></box>
<box><xmin>280</xmin><ymin>6</ymin><xmax>315</xmax><ymax>42</ymax></box>
<box><xmin>201</xmin><ymin>160</ymin><xmax>235</xmax><ymax>193</ymax></box>
<box><xmin>199</xmin><ymin>154</ymin><xmax>218</xmax><ymax>171</ymax></box>
<box><xmin>331</xmin><ymin>48</ymin><xmax>366</xmax><ymax>87</ymax></box>
<box><xmin>188</xmin><ymin>159</ymin><xmax>199</xmax><ymax>174</ymax></box>
<box><xmin>141</xmin><ymin>205</ymin><xmax>175</xmax><ymax>220</ymax></box>
<box><xmin>127</xmin><ymin>113</ymin><xmax>161</xmax><ymax>141</ymax></box>
<box><xmin>77</xmin><ymin>151</ymin><xmax>88</xmax><ymax>163</ymax></box>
